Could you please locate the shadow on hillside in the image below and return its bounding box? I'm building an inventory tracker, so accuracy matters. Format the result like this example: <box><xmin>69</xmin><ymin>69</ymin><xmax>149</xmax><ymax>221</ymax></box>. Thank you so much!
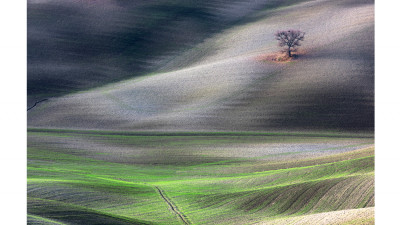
<box><xmin>28</xmin><ymin>0</ymin><xmax>309</xmax><ymax>106</ymax></box>
<box><xmin>265</xmin><ymin>88</ymin><xmax>374</xmax><ymax>131</ymax></box>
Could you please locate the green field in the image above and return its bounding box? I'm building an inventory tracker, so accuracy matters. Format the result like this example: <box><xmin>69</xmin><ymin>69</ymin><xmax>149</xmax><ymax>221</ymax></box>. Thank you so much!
<box><xmin>27</xmin><ymin>0</ymin><xmax>374</xmax><ymax>223</ymax></box>
<box><xmin>28</xmin><ymin>129</ymin><xmax>374</xmax><ymax>224</ymax></box>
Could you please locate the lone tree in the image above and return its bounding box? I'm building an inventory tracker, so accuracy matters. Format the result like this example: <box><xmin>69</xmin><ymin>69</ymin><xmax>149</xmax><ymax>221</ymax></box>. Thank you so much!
<box><xmin>275</xmin><ymin>30</ymin><xmax>305</xmax><ymax>57</ymax></box>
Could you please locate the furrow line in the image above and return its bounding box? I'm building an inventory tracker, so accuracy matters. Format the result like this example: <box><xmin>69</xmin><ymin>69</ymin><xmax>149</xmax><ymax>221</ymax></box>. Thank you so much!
<box><xmin>27</xmin><ymin>99</ymin><xmax>48</xmax><ymax>111</ymax></box>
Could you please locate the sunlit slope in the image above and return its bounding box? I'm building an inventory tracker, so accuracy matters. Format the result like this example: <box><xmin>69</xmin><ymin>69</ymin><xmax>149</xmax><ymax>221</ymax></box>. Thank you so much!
<box><xmin>27</xmin><ymin>0</ymin><xmax>304</xmax><ymax>105</ymax></box>
<box><xmin>28</xmin><ymin>130</ymin><xmax>374</xmax><ymax>224</ymax></box>
<box><xmin>257</xmin><ymin>207</ymin><xmax>374</xmax><ymax>225</ymax></box>
<box><xmin>28</xmin><ymin>0</ymin><xmax>374</xmax><ymax>131</ymax></box>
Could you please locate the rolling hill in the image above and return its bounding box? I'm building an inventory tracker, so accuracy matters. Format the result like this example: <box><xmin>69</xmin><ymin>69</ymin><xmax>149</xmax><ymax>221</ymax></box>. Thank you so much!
<box><xmin>28</xmin><ymin>129</ymin><xmax>374</xmax><ymax>224</ymax></box>
<box><xmin>28</xmin><ymin>0</ymin><xmax>374</xmax><ymax>132</ymax></box>
<box><xmin>28</xmin><ymin>0</ymin><xmax>308</xmax><ymax>106</ymax></box>
<box><xmin>27</xmin><ymin>0</ymin><xmax>374</xmax><ymax>224</ymax></box>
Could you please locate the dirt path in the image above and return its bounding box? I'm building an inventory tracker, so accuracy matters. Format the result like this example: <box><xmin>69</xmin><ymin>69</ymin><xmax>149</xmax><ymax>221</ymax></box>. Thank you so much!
<box><xmin>154</xmin><ymin>186</ymin><xmax>190</xmax><ymax>225</ymax></box>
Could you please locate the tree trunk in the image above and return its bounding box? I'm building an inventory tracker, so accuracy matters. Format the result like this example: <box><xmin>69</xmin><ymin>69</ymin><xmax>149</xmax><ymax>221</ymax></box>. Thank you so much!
<box><xmin>288</xmin><ymin>47</ymin><xmax>292</xmax><ymax>57</ymax></box>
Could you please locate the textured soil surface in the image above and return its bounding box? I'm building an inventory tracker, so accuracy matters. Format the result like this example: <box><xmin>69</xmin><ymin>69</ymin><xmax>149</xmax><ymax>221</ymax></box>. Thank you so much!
<box><xmin>28</xmin><ymin>0</ymin><xmax>374</xmax><ymax>132</ymax></box>
<box><xmin>258</xmin><ymin>207</ymin><xmax>374</xmax><ymax>225</ymax></box>
<box><xmin>27</xmin><ymin>0</ymin><xmax>374</xmax><ymax>224</ymax></box>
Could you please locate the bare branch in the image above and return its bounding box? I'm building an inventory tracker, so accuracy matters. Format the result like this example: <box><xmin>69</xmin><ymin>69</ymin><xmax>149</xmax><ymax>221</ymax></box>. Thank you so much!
<box><xmin>274</xmin><ymin>29</ymin><xmax>305</xmax><ymax>57</ymax></box>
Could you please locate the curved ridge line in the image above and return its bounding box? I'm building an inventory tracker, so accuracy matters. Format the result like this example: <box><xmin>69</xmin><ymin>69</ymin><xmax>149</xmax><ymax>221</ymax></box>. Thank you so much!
<box><xmin>27</xmin><ymin>99</ymin><xmax>48</xmax><ymax>111</ymax></box>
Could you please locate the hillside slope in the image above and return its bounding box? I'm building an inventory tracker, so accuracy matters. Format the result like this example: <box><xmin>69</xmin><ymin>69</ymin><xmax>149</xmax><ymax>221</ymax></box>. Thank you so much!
<box><xmin>257</xmin><ymin>207</ymin><xmax>374</xmax><ymax>225</ymax></box>
<box><xmin>28</xmin><ymin>0</ymin><xmax>374</xmax><ymax>132</ymax></box>
<box><xmin>28</xmin><ymin>0</ymin><xmax>304</xmax><ymax>106</ymax></box>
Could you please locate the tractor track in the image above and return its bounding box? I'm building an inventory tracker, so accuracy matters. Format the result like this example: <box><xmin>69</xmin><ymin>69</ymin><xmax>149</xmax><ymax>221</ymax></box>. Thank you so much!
<box><xmin>155</xmin><ymin>186</ymin><xmax>190</xmax><ymax>225</ymax></box>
